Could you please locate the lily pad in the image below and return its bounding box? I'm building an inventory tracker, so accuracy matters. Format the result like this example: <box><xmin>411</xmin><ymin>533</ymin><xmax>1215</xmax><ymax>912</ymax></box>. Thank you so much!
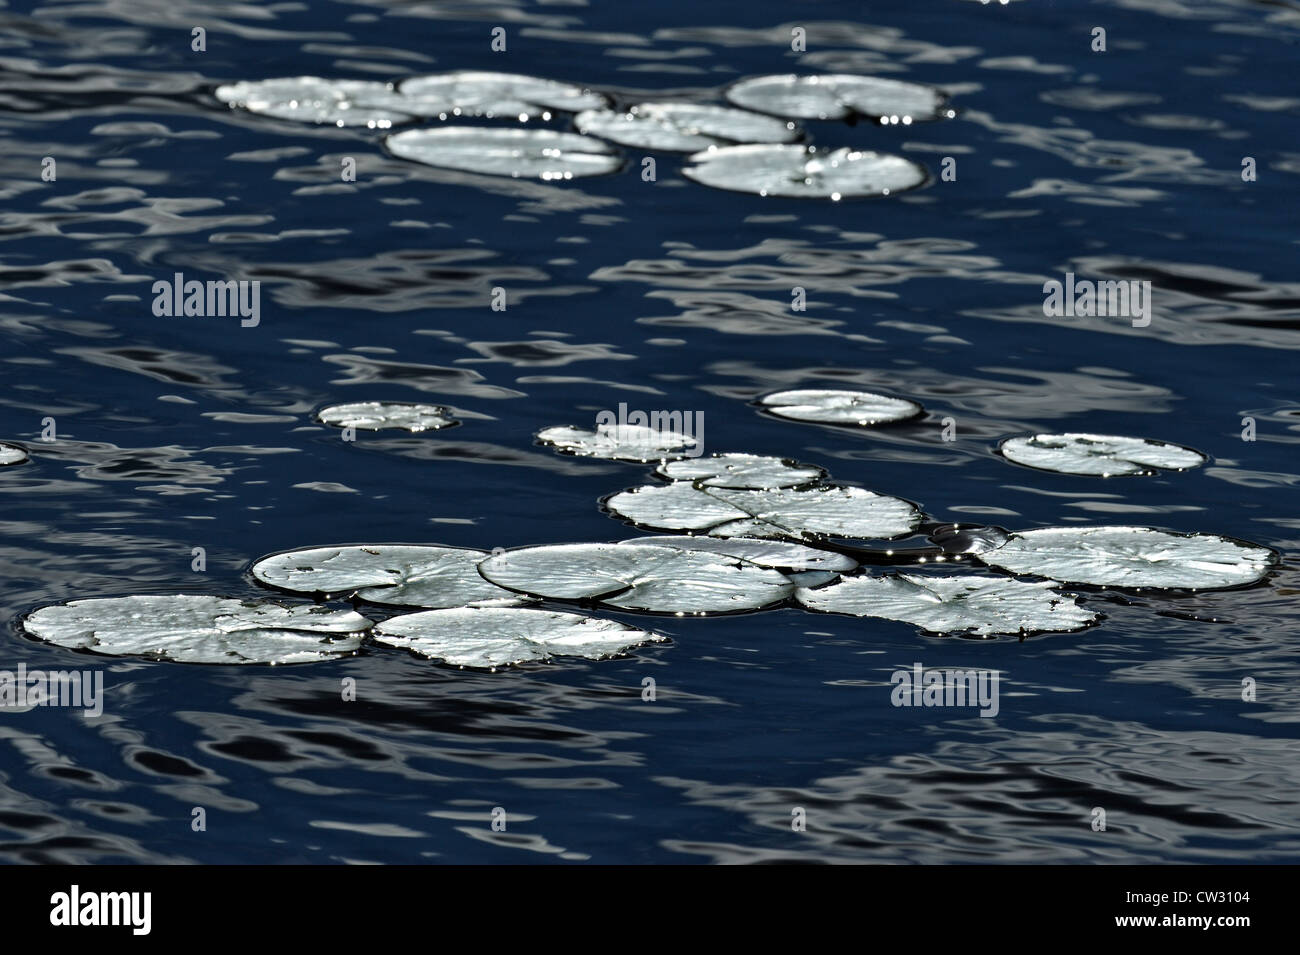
<box><xmin>537</xmin><ymin>423</ymin><xmax>700</xmax><ymax>462</ymax></box>
<box><xmin>574</xmin><ymin>102</ymin><xmax>799</xmax><ymax>152</ymax></box>
<box><xmin>251</xmin><ymin>545</ymin><xmax>527</xmax><ymax>608</ymax></box>
<box><xmin>982</xmin><ymin>526</ymin><xmax>1277</xmax><ymax>590</ymax></box>
<box><xmin>725</xmin><ymin>73</ymin><xmax>952</xmax><ymax>124</ymax></box>
<box><xmin>22</xmin><ymin>595</ymin><xmax>370</xmax><ymax>664</ymax></box>
<box><xmin>757</xmin><ymin>389</ymin><xmax>924</xmax><ymax>426</ymax></box>
<box><xmin>386</xmin><ymin>127</ymin><xmax>622</xmax><ymax>180</ymax></box>
<box><xmin>618</xmin><ymin>535</ymin><xmax>857</xmax><ymax>573</ymax></box>
<box><xmin>795</xmin><ymin>573</ymin><xmax>1097</xmax><ymax>637</ymax></box>
<box><xmin>0</xmin><ymin>443</ymin><xmax>27</xmax><ymax>466</ymax></box>
<box><xmin>373</xmin><ymin>607</ymin><xmax>665</xmax><ymax>669</ymax></box>
<box><xmin>479</xmin><ymin>542</ymin><xmax>795</xmax><ymax>614</ymax></box>
<box><xmin>398</xmin><ymin>71</ymin><xmax>610</xmax><ymax>120</ymax></box>
<box><xmin>604</xmin><ymin>483</ymin><xmax>922</xmax><ymax>541</ymax></box>
<box><xmin>683</xmin><ymin>144</ymin><xmax>926</xmax><ymax>199</ymax></box>
<box><xmin>214</xmin><ymin>77</ymin><xmax>415</xmax><ymax>128</ymax></box>
<box><xmin>656</xmin><ymin>453</ymin><xmax>825</xmax><ymax>489</ymax></box>
<box><xmin>998</xmin><ymin>433</ymin><xmax>1206</xmax><ymax>476</ymax></box>
<box><xmin>316</xmin><ymin>401</ymin><xmax>457</xmax><ymax>433</ymax></box>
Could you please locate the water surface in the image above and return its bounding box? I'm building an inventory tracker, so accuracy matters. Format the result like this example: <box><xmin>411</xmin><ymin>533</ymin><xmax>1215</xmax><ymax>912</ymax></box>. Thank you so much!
<box><xmin>1</xmin><ymin>0</ymin><xmax>1298</xmax><ymax>863</ymax></box>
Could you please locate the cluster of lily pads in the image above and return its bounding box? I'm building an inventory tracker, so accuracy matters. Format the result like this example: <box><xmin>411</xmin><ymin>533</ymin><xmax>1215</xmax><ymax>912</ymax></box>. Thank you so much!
<box><xmin>212</xmin><ymin>70</ymin><xmax>956</xmax><ymax>199</ymax></box>
<box><xmin>12</xmin><ymin>388</ymin><xmax>1278</xmax><ymax>670</ymax></box>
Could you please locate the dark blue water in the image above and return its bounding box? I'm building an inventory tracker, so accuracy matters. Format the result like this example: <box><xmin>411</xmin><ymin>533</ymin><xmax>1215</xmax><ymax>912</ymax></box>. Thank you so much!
<box><xmin>2</xmin><ymin>0</ymin><xmax>1299</xmax><ymax>863</ymax></box>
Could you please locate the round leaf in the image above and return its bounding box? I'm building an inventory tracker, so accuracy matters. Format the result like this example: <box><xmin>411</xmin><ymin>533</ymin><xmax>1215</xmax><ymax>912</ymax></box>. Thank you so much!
<box><xmin>982</xmin><ymin>526</ymin><xmax>1277</xmax><ymax>590</ymax></box>
<box><xmin>0</xmin><ymin>443</ymin><xmax>27</xmax><ymax>466</ymax></box>
<box><xmin>22</xmin><ymin>595</ymin><xmax>370</xmax><ymax>664</ymax></box>
<box><xmin>398</xmin><ymin>71</ymin><xmax>609</xmax><ymax>119</ymax></box>
<box><xmin>726</xmin><ymin>73</ymin><xmax>951</xmax><ymax>123</ymax></box>
<box><xmin>251</xmin><ymin>544</ymin><xmax>526</xmax><ymax>608</ymax></box>
<box><xmin>386</xmin><ymin>127</ymin><xmax>621</xmax><ymax>179</ymax></box>
<box><xmin>316</xmin><ymin>401</ymin><xmax>457</xmax><ymax>433</ymax></box>
<box><xmin>796</xmin><ymin>573</ymin><xmax>1097</xmax><ymax>637</ymax></box>
<box><xmin>998</xmin><ymin>433</ymin><xmax>1206</xmax><ymax>476</ymax></box>
<box><xmin>656</xmin><ymin>452</ymin><xmax>825</xmax><ymax>489</ymax></box>
<box><xmin>373</xmin><ymin>607</ymin><xmax>664</xmax><ymax>669</ymax></box>
<box><xmin>537</xmin><ymin>423</ymin><xmax>700</xmax><ymax>462</ymax></box>
<box><xmin>683</xmin><ymin>144</ymin><xmax>926</xmax><ymax>199</ymax></box>
<box><xmin>604</xmin><ymin>483</ymin><xmax>922</xmax><ymax>540</ymax></box>
<box><xmin>215</xmin><ymin>76</ymin><xmax>414</xmax><ymax>128</ymax></box>
<box><xmin>479</xmin><ymin>542</ymin><xmax>795</xmax><ymax>613</ymax></box>
<box><xmin>757</xmin><ymin>388</ymin><xmax>923</xmax><ymax>426</ymax></box>
<box><xmin>574</xmin><ymin>102</ymin><xmax>799</xmax><ymax>151</ymax></box>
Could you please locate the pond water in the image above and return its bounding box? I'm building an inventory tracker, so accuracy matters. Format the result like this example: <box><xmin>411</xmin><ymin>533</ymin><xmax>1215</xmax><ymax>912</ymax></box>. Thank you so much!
<box><xmin>1</xmin><ymin>0</ymin><xmax>1298</xmax><ymax>863</ymax></box>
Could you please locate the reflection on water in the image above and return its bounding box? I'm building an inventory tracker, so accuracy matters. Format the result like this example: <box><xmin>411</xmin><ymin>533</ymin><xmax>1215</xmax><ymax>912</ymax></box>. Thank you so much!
<box><xmin>1</xmin><ymin>0</ymin><xmax>1298</xmax><ymax>863</ymax></box>
<box><xmin>659</xmin><ymin>718</ymin><xmax>1300</xmax><ymax>863</ymax></box>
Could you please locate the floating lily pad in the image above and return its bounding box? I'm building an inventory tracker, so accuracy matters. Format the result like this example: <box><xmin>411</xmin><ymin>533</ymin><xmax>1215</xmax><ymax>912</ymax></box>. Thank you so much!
<box><xmin>251</xmin><ymin>545</ymin><xmax>527</xmax><ymax>608</ymax></box>
<box><xmin>618</xmin><ymin>536</ymin><xmax>857</xmax><ymax>573</ymax></box>
<box><xmin>982</xmin><ymin>526</ymin><xmax>1277</xmax><ymax>590</ymax></box>
<box><xmin>479</xmin><ymin>542</ymin><xmax>794</xmax><ymax>614</ymax></box>
<box><xmin>316</xmin><ymin>401</ymin><xmax>457</xmax><ymax>433</ymax></box>
<box><xmin>22</xmin><ymin>595</ymin><xmax>370</xmax><ymax>664</ymax></box>
<box><xmin>214</xmin><ymin>76</ymin><xmax>415</xmax><ymax>128</ymax></box>
<box><xmin>0</xmin><ymin>443</ymin><xmax>27</xmax><ymax>466</ymax></box>
<box><xmin>998</xmin><ymin>433</ymin><xmax>1207</xmax><ymax>476</ymax></box>
<box><xmin>683</xmin><ymin>144</ymin><xmax>926</xmax><ymax>199</ymax></box>
<box><xmin>386</xmin><ymin>127</ymin><xmax>621</xmax><ymax>179</ymax></box>
<box><xmin>398</xmin><ymin>71</ymin><xmax>610</xmax><ymax>120</ymax></box>
<box><xmin>373</xmin><ymin>607</ymin><xmax>664</xmax><ymax>669</ymax></box>
<box><xmin>604</xmin><ymin>483</ymin><xmax>922</xmax><ymax>541</ymax></box>
<box><xmin>795</xmin><ymin>573</ymin><xmax>1097</xmax><ymax>637</ymax></box>
<box><xmin>725</xmin><ymin>73</ymin><xmax>952</xmax><ymax>124</ymax></box>
<box><xmin>574</xmin><ymin>103</ymin><xmax>799</xmax><ymax>152</ymax></box>
<box><xmin>656</xmin><ymin>453</ymin><xmax>825</xmax><ymax>489</ymax></box>
<box><xmin>537</xmin><ymin>423</ymin><xmax>700</xmax><ymax>462</ymax></box>
<box><xmin>757</xmin><ymin>389</ymin><xmax>924</xmax><ymax>426</ymax></box>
